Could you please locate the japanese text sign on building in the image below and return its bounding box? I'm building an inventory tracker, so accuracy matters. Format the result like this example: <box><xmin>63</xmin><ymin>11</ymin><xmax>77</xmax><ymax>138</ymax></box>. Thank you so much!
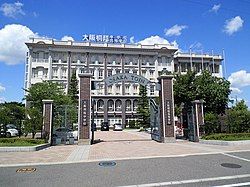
<box><xmin>82</xmin><ymin>34</ymin><xmax>127</xmax><ymax>44</ymax></box>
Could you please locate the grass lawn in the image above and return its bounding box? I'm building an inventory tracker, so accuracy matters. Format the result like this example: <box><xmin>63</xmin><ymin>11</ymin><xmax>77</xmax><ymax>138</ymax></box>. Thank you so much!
<box><xmin>201</xmin><ymin>133</ymin><xmax>250</xmax><ymax>141</ymax></box>
<box><xmin>0</xmin><ymin>138</ymin><xmax>45</xmax><ymax>147</ymax></box>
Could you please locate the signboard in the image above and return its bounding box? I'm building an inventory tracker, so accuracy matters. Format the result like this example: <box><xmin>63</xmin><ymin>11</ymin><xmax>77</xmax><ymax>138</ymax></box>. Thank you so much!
<box><xmin>165</xmin><ymin>100</ymin><xmax>172</xmax><ymax>125</ymax></box>
<box><xmin>83</xmin><ymin>34</ymin><xmax>127</xmax><ymax>44</ymax></box>
<box><xmin>104</xmin><ymin>73</ymin><xmax>151</xmax><ymax>86</ymax></box>
<box><xmin>81</xmin><ymin>99</ymin><xmax>89</xmax><ymax>126</ymax></box>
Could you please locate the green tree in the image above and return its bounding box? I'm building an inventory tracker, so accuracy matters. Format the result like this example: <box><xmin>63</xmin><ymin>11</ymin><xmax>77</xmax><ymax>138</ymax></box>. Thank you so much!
<box><xmin>195</xmin><ymin>71</ymin><xmax>231</xmax><ymax>114</ymax></box>
<box><xmin>0</xmin><ymin>102</ymin><xmax>25</xmax><ymax>127</ymax></box>
<box><xmin>68</xmin><ymin>71</ymin><xmax>79</xmax><ymax>105</ymax></box>
<box><xmin>24</xmin><ymin>81</ymin><xmax>72</xmax><ymax>112</ymax></box>
<box><xmin>204</xmin><ymin>112</ymin><xmax>220</xmax><ymax>134</ymax></box>
<box><xmin>227</xmin><ymin>100</ymin><xmax>250</xmax><ymax>133</ymax></box>
<box><xmin>137</xmin><ymin>85</ymin><xmax>150</xmax><ymax>128</ymax></box>
<box><xmin>23</xmin><ymin>107</ymin><xmax>43</xmax><ymax>138</ymax></box>
<box><xmin>174</xmin><ymin>70</ymin><xmax>231</xmax><ymax>115</ymax></box>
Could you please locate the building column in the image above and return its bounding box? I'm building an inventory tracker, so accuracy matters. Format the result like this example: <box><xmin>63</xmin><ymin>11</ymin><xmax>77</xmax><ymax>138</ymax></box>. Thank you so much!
<box><xmin>104</xmin><ymin>99</ymin><xmax>108</xmax><ymax>123</ymax></box>
<box><xmin>66</xmin><ymin>51</ymin><xmax>71</xmax><ymax>94</ymax></box>
<box><xmin>78</xmin><ymin>73</ymin><xmax>92</xmax><ymax>145</ymax></box>
<box><xmin>104</xmin><ymin>53</ymin><xmax>108</xmax><ymax>95</ymax></box>
<box><xmin>42</xmin><ymin>100</ymin><xmax>53</xmax><ymax>144</ymax></box>
<box><xmin>121</xmin><ymin>54</ymin><xmax>125</xmax><ymax>95</ymax></box>
<box><xmin>158</xmin><ymin>74</ymin><xmax>175</xmax><ymax>143</ymax></box>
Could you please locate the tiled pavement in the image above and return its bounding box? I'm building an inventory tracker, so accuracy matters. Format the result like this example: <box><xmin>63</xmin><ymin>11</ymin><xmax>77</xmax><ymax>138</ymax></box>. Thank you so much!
<box><xmin>0</xmin><ymin>130</ymin><xmax>249</xmax><ymax>166</ymax></box>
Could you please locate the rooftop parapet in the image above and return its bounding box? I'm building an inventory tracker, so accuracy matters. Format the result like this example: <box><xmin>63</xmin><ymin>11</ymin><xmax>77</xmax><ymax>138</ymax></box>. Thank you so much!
<box><xmin>27</xmin><ymin>37</ymin><xmax>178</xmax><ymax>51</ymax></box>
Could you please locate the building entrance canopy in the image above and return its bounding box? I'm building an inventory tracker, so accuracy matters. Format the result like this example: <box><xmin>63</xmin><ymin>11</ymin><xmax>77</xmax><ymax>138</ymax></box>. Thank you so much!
<box><xmin>104</xmin><ymin>73</ymin><xmax>151</xmax><ymax>86</ymax></box>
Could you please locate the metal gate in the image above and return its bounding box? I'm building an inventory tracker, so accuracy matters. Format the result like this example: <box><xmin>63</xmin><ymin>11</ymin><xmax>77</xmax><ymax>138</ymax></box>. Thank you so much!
<box><xmin>52</xmin><ymin>105</ymin><xmax>78</xmax><ymax>145</ymax></box>
<box><xmin>149</xmin><ymin>99</ymin><xmax>162</xmax><ymax>142</ymax></box>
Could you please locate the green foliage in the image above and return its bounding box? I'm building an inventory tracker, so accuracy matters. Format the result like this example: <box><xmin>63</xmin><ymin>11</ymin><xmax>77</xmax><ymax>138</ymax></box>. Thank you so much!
<box><xmin>0</xmin><ymin>102</ymin><xmax>25</xmax><ymax>126</ymax></box>
<box><xmin>174</xmin><ymin>70</ymin><xmax>231</xmax><ymax>115</ymax></box>
<box><xmin>174</xmin><ymin>71</ymin><xmax>196</xmax><ymax>107</ymax></box>
<box><xmin>23</xmin><ymin>107</ymin><xmax>43</xmax><ymax>138</ymax></box>
<box><xmin>201</xmin><ymin>133</ymin><xmax>250</xmax><ymax>141</ymax></box>
<box><xmin>127</xmin><ymin>120</ymin><xmax>140</xmax><ymax>129</ymax></box>
<box><xmin>137</xmin><ymin>85</ymin><xmax>150</xmax><ymax>128</ymax></box>
<box><xmin>226</xmin><ymin>100</ymin><xmax>250</xmax><ymax>133</ymax></box>
<box><xmin>0</xmin><ymin>138</ymin><xmax>45</xmax><ymax>146</ymax></box>
<box><xmin>24</xmin><ymin>81</ymin><xmax>72</xmax><ymax>112</ymax></box>
<box><xmin>204</xmin><ymin>112</ymin><xmax>220</xmax><ymax>134</ymax></box>
<box><xmin>195</xmin><ymin>71</ymin><xmax>231</xmax><ymax>114</ymax></box>
<box><xmin>68</xmin><ymin>71</ymin><xmax>79</xmax><ymax>105</ymax></box>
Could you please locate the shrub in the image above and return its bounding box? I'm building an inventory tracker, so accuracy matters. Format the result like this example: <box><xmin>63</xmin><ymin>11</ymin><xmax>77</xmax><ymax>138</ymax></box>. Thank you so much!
<box><xmin>204</xmin><ymin>112</ymin><xmax>220</xmax><ymax>134</ymax></box>
<box><xmin>0</xmin><ymin>138</ymin><xmax>45</xmax><ymax>146</ymax></box>
<box><xmin>227</xmin><ymin>110</ymin><xmax>250</xmax><ymax>133</ymax></box>
<box><xmin>202</xmin><ymin>133</ymin><xmax>250</xmax><ymax>141</ymax></box>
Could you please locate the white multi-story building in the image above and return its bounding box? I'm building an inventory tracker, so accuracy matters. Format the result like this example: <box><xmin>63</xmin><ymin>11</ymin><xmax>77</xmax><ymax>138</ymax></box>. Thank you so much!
<box><xmin>25</xmin><ymin>38</ymin><xmax>223</xmax><ymax>126</ymax></box>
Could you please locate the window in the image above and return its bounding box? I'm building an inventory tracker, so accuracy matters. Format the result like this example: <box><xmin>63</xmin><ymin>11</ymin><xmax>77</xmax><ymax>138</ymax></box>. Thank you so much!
<box><xmin>115</xmin><ymin>100</ymin><xmax>122</xmax><ymax>111</ymax></box>
<box><xmin>149</xmin><ymin>70</ymin><xmax>154</xmax><ymax>77</ymax></box>
<box><xmin>133</xmin><ymin>85</ymin><xmax>138</xmax><ymax>95</ymax></box>
<box><xmin>107</xmin><ymin>100</ymin><xmax>114</xmax><ymax>111</ymax></box>
<box><xmin>98</xmin><ymin>69</ymin><xmax>103</xmax><ymax>79</ymax></box>
<box><xmin>142</xmin><ymin>70</ymin><xmax>146</xmax><ymax>77</ymax></box>
<box><xmin>97</xmin><ymin>100</ymin><xmax>104</xmax><ymax>111</ymax></box>
<box><xmin>62</xmin><ymin>68</ymin><xmax>67</xmax><ymax>79</ymax></box>
<box><xmin>125</xmin><ymin>100</ymin><xmax>132</xmax><ymax>111</ymax></box>
<box><xmin>125</xmin><ymin>85</ymin><xmax>130</xmax><ymax>94</ymax></box>
<box><xmin>116</xmin><ymin>69</ymin><xmax>120</xmax><ymax>74</ymax></box>
<box><xmin>150</xmin><ymin>85</ymin><xmax>154</xmax><ymax>95</ymax></box>
<box><xmin>52</xmin><ymin>68</ymin><xmax>58</xmax><ymax>78</ymax></box>
<box><xmin>125</xmin><ymin>69</ymin><xmax>130</xmax><ymax>74</ymax></box>
<box><xmin>108</xmin><ymin>70</ymin><xmax>112</xmax><ymax>77</ymax></box>
<box><xmin>116</xmin><ymin>85</ymin><xmax>121</xmax><ymax>95</ymax></box>
<box><xmin>108</xmin><ymin>86</ymin><xmax>112</xmax><ymax>95</ymax></box>
<box><xmin>133</xmin><ymin>70</ymin><xmax>137</xmax><ymax>75</ymax></box>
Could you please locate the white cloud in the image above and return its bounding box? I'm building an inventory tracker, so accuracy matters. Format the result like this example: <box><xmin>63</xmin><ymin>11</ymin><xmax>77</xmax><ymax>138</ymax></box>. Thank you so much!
<box><xmin>0</xmin><ymin>1</ymin><xmax>25</xmax><ymax>18</ymax></box>
<box><xmin>0</xmin><ymin>97</ymin><xmax>5</xmax><ymax>103</ymax></box>
<box><xmin>0</xmin><ymin>24</ymin><xmax>37</xmax><ymax>65</ymax></box>
<box><xmin>164</xmin><ymin>24</ymin><xmax>188</xmax><ymax>36</ymax></box>
<box><xmin>228</xmin><ymin>70</ymin><xmax>250</xmax><ymax>88</ymax></box>
<box><xmin>224</xmin><ymin>16</ymin><xmax>244</xmax><ymax>35</ymax></box>
<box><xmin>230</xmin><ymin>87</ymin><xmax>242</xmax><ymax>94</ymax></box>
<box><xmin>0</xmin><ymin>84</ymin><xmax>5</xmax><ymax>92</ymax></box>
<box><xmin>209</xmin><ymin>4</ymin><xmax>221</xmax><ymax>13</ymax></box>
<box><xmin>61</xmin><ymin>35</ymin><xmax>74</xmax><ymax>41</ymax></box>
<box><xmin>139</xmin><ymin>35</ymin><xmax>170</xmax><ymax>45</ymax></box>
<box><xmin>129</xmin><ymin>36</ymin><xmax>135</xmax><ymax>44</ymax></box>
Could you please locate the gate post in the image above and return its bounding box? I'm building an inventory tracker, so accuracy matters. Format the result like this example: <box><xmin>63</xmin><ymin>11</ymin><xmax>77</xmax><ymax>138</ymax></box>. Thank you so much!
<box><xmin>78</xmin><ymin>73</ymin><xmax>92</xmax><ymax>145</ymax></box>
<box><xmin>158</xmin><ymin>74</ymin><xmax>175</xmax><ymax>143</ymax></box>
<box><xmin>191</xmin><ymin>100</ymin><xmax>205</xmax><ymax>141</ymax></box>
<box><xmin>42</xmin><ymin>100</ymin><xmax>53</xmax><ymax>144</ymax></box>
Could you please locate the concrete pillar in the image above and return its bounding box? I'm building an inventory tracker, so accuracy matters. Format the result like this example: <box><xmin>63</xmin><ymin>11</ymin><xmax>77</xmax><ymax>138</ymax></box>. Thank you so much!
<box><xmin>42</xmin><ymin>100</ymin><xmax>53</xmax><ymax>144</ymax></box>
<box><xmin>158</xmin><ymin>74</ymin><xmax>175</xmax><ymax>143</ymax></box>
<box><xmin>192</xmin><ymin>100</ymin><xmax>205</xmax><ymax>141</ymax></box>
<box><xmin>78</xmin><ymin>73</ymin><xmax>92</xmax><ymax>145</ymax></box>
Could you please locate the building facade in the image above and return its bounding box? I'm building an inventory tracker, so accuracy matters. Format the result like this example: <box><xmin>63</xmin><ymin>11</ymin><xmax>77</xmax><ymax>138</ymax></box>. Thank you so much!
<box><xmin>25</xmin><ymin>38</ymin><xmax>223</xmax><ymax>126</ymax></box>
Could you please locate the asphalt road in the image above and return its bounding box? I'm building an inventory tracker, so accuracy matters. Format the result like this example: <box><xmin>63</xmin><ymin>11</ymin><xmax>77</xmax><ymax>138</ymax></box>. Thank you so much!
<box><xmin>0</xmin><ymin>151</ymin><xmax>249</xmax><ymax>187</ymax></box>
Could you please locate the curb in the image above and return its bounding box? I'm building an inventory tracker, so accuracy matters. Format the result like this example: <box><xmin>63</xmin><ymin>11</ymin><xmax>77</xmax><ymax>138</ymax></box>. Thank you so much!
<box><xmin>0</xmin><ymin>143</ymin><xmax>50</xmax><ymax>152</ymax></box>
<box><xmin>199</xmin><ymin>139</ymin><xmax>250</xmax><ymax>146</ymax></box>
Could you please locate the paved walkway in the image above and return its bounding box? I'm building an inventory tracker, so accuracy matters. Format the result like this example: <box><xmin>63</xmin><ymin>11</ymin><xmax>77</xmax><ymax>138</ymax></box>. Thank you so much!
<box><xmin>0</xmin><ymin>130</ymin><xmax>249</xmax><ymax>166</ymax></box>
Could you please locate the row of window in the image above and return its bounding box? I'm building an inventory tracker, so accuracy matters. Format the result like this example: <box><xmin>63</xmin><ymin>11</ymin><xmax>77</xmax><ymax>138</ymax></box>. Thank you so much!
<box><xmin>94</xmin><ymin>99</ymin><xmax>138</xmax><ymax>112</ymax></box>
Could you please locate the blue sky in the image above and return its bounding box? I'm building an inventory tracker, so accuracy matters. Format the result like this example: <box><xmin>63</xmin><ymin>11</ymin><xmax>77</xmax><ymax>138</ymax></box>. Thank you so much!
<box><xmin>0</xmin><ymin>0</ymin><xmax>250</xmax><ymax>107</ymax></box>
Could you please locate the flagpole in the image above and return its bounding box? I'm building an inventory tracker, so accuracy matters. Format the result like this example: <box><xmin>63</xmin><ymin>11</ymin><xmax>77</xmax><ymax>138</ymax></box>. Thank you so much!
<box><xmin>201</xmin><ymin>49</ymin><xmax>204</xmax><ymax>72</ymax></box>
<box><xmin>222</xmin><ymin>49</ymin><xmax>227</xmax><ymax>78</ymax></box>
<box><xmin>212</xmin><ymin>50</ymin><xmax>215</xmax><ymax>73</ymax></box>
<box><xmin>190</xmin><ymin>48</ymin><xmax>193</xmax><ymax>71</ymax></box>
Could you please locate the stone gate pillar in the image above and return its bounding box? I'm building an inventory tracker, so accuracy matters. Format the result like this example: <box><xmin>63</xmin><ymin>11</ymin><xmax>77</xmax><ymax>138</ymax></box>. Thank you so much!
<box><xmin>78</xmin><ymin>73</ymin><xmax>92</xmax><ymax>145</ymax></box>
<box><xmin>192</xmin><ymin>100</ymin><xmax>205</xmax><ymax>141</ymax></box>
<box><xmin>158</xmin><ymin>75</ymin><xmax>175</xmax><ymax>143</ymax></box>
<box><xmin>42</xmin><ymin>100</ymin><xmax>53</xmax><ymax>144</ymax></box>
